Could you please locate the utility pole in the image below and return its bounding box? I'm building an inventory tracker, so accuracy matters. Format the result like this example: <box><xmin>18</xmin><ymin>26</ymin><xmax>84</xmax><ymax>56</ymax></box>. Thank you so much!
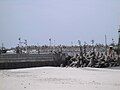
<box><xmin>53</xmin><ymin>40</ymin><xmax>56</xmax><ymax>52</ymax></box>
<box><xmin>83</xmin><ymin>42</ymin><xmax>87</xmax><ymax>55</ymax></box>
<box><xmin>105</xmin><ymin>35</ymin><xmax>107</xmax><ymax>55</ymax></box>
<box><xmin>1</xmin><ymin>43</ymin><xmax>4</xmax><ymax>50</ymax></box>
<box><xmin>78</xmin><ymin>40</ymin><xmax>83</xmax><ymax>57</ymax></box>
<box><xmin>49</xmin><ymin>38</ymin><xmax>52</xmax><ymax>52</ymax></box>
<box><xmin>118</xmin><ymin>25</ymin><xmax>120</xmax><ymax>56</ymax></box>
<box><xmin>49</xmin><ymin>38</ymin><xmax>52</xmax><ymax>46</ymax></box>
<box><xmin>24</xmin><ymin>39</ymin><xmax>28</xmax><ymax>53</ymax></box>
<box><xmin>118</xmin><ymin>25</ymin><xmax>120</xmax><ymax>45</ymax></box>
<box><xmin>18</xmin><ymin>38</ymin><xmax>22</xmax><ymax>47</ymax></box>
<box><xmin>91</xmin><ymin>40</ymin><xmax>95</xmax><ymax>52</ymax></box>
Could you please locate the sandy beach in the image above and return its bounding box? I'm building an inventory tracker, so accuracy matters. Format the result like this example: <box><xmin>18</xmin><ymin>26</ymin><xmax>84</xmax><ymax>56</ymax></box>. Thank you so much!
<box><xmin>0</xmin><ymin>67</ymin><xmax>120</xmax><ymax>90</ymax></box>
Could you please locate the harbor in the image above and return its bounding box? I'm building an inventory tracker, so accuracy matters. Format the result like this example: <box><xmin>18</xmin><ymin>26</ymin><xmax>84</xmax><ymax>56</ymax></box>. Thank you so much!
<box><xmin>0</xmin><ymin>0</ymin><xmax>120</xmax><ymax>90</ymax></box>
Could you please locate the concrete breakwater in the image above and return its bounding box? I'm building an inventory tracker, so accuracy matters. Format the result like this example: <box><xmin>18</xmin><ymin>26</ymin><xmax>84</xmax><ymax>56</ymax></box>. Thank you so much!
<box><xmin>0</xmin><ymin>53</ymin><xmax>65</xmax><ymax>69</ymax></box>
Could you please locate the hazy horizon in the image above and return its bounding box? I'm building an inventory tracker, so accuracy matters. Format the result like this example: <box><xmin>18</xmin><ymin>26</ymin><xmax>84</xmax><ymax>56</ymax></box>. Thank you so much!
<box><xmin>0</xmin><ymin>0</ymin><xmax>120</xmax><ymax>48</ymax></box>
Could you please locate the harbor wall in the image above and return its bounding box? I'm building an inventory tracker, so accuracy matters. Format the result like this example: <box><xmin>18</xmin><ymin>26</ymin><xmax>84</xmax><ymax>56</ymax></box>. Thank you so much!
<box><xmin>0</xmin><ymin>53</ymin><xmax>65</xmax><ymax>69</ymax></box>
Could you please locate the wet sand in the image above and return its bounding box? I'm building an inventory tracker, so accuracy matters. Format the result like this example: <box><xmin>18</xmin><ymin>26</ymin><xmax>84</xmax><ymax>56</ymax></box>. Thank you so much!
<box><xmin>0</xmin><ymin>67</ymin><xmax>120</xmax><ymax>90</ymax></box>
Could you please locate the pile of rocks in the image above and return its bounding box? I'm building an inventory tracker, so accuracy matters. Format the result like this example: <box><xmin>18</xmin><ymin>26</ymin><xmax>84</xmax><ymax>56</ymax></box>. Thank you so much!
<box><xmin>62</xmin><ymin>47</ymin><xmax>120</xmax><ymax>68</ymax></box>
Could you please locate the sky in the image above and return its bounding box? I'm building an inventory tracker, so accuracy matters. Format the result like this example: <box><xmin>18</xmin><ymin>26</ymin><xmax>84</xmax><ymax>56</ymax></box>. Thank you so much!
<box><xmin>0</xmin><ymin>0</ymin><xmax>120</xmax><ymax>48</ymax></box>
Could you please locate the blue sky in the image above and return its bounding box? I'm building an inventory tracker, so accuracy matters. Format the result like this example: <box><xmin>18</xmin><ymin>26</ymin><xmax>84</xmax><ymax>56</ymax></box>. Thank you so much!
<box><xmin>0</xmin><ymin>0</ymin><xmax>120</xmax><ymax>48</ymax></box>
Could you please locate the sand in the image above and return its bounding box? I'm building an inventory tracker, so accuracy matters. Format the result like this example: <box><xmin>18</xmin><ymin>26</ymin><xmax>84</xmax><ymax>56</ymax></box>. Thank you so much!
<box><xmin>0</xmin><ymin>67</ymin><xmax>120</xmax><ymax>90</ymax></box>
